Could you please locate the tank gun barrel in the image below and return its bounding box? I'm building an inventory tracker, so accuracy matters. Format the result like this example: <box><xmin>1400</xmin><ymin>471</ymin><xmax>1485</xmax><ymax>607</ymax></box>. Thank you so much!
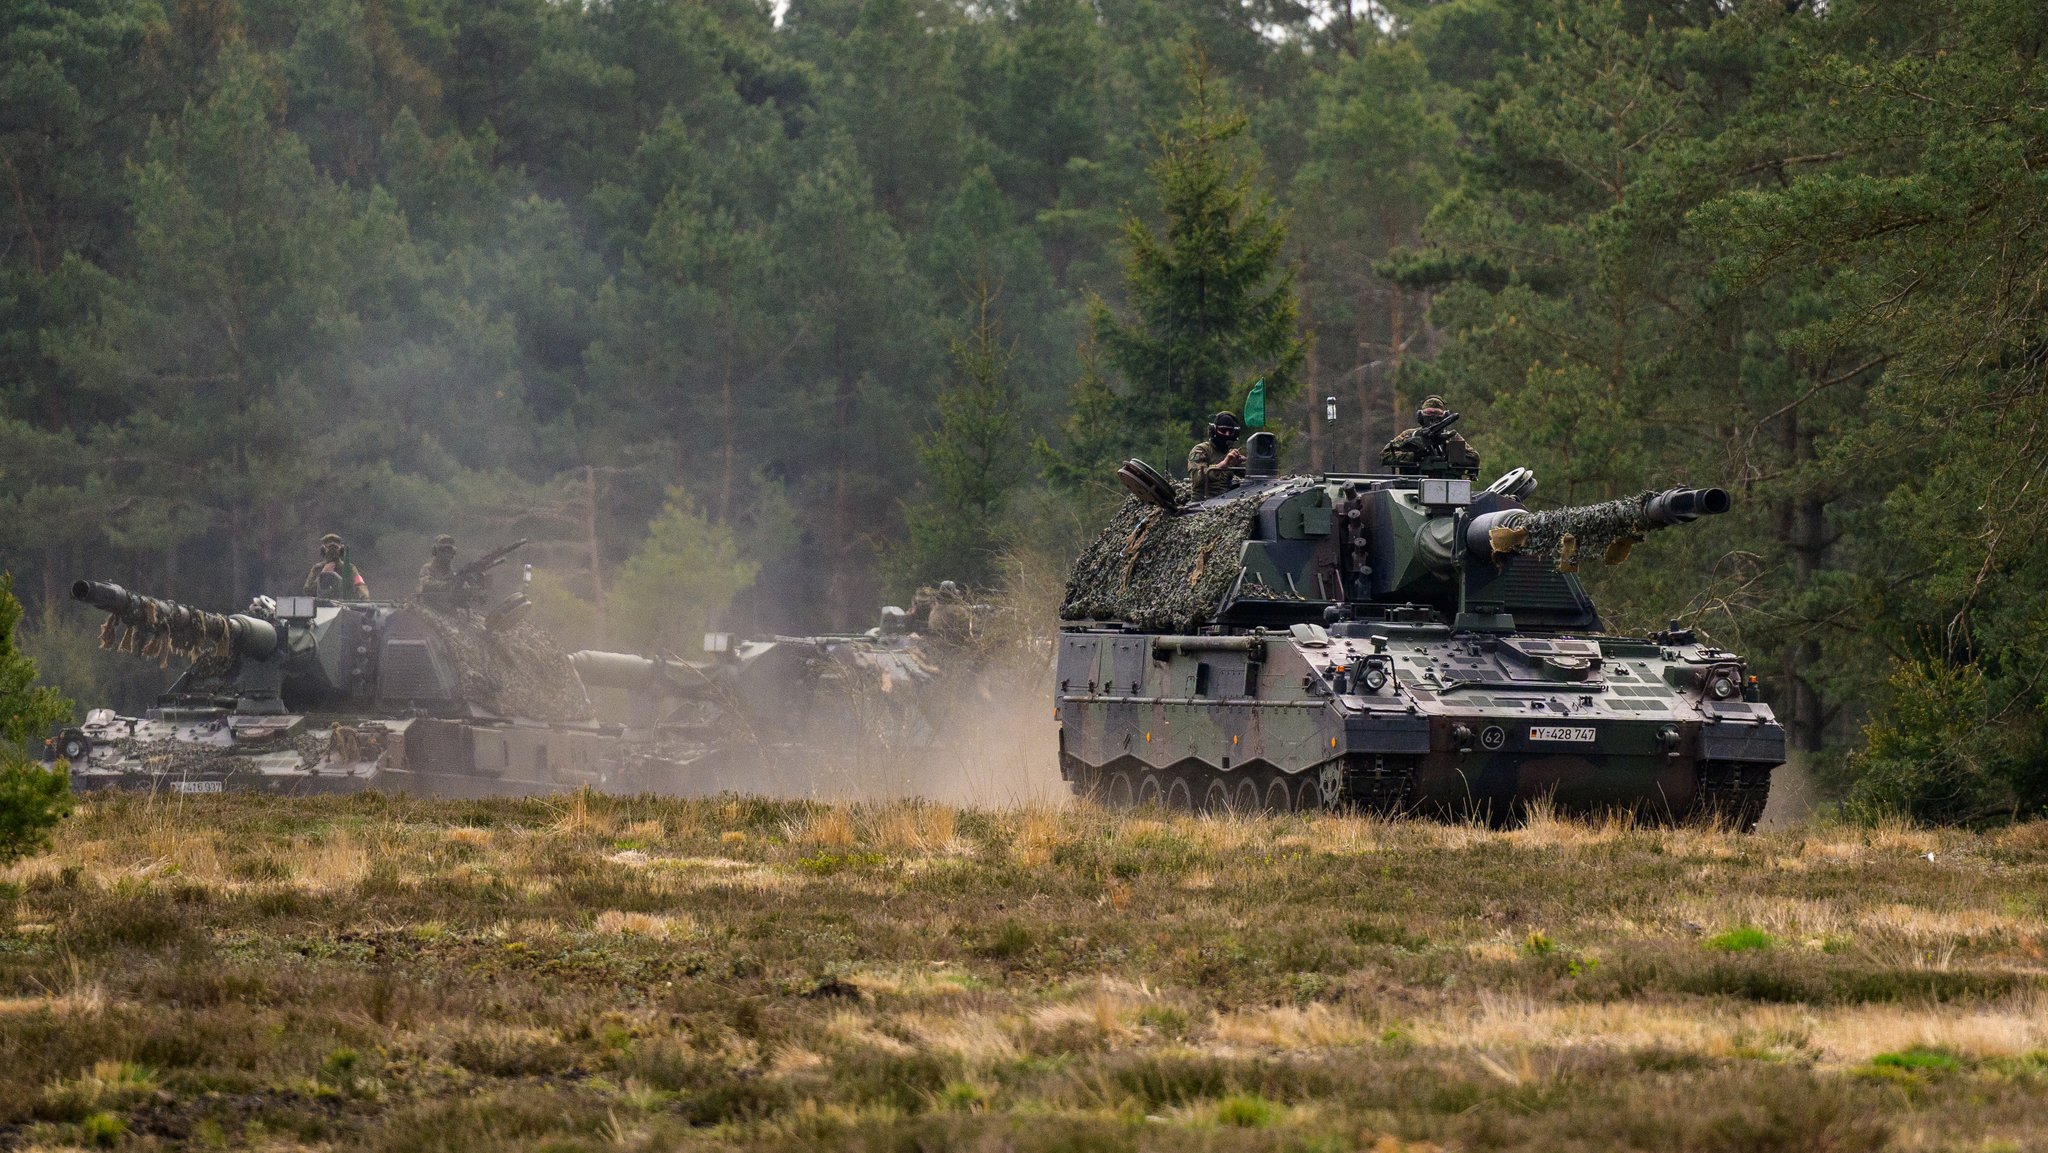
<box><xmin>72</xmin><ymin>580</ymin><xmax>280</xmax><ymax>662</ymax></box>
<box><xmin>569</xmin><ymin>650</ymin><xmax>715</xmax><ymax>695</ymax></box>
<box><xmin>1642</xmin><ymin>485</ymin><xmax>1731</xmax><ymax>526</ymax></box>
<box><xmin>1467</xmin><ymin>485</ymin><xmax>1732</xmax><ymax>566</ymax></box>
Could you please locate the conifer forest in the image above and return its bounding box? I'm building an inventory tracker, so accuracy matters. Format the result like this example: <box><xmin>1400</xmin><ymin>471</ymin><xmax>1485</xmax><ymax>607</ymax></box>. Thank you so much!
<box><xmin>4</xmin><ymin>0</ymin><xmax>2048</xmax><ymax>815</ymax></box>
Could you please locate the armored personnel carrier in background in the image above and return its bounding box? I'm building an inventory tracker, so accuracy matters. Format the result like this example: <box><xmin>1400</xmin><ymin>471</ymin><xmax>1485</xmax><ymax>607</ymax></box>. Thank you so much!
<box><xmin>53</xmin><ymin>578</ymin><xmax>629</xmax><ymax>796</ymax></box>
<box><xmin>1057</xmin><ymin>424</ymin><xmax>1785</xmax><ymax>829</ymax></box>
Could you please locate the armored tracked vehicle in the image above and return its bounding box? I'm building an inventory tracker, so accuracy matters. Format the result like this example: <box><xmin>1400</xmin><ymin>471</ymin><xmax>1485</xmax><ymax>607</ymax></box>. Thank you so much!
<box><xmin>570</xmin><ymin>625</ymin><xmax>960</xmax><ymax>795</ymax></box>
<box><xmin>55</xmin><ymin>577</ymin><xmax>976</xmax><ymax>799</ymax></box>
<box><xmin>1056</xmin><ymin>429</ymin><xmax>1785</xmax><ymax>829</ymax></box>
<box><xmin>53</xmin><ymin>580</ymin><xmax>629</xmax><ymax>796</ymax></box>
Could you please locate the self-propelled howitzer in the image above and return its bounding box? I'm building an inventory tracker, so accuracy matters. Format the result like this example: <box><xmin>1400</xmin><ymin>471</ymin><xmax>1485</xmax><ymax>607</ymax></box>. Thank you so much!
<box><xmin>1057</xmin><ymin>442</ymin><xmax>1785</xmax><ymax>828</ymax></box>
<box><xmin>567</xmin><ymin>627</ymin><xmax>950</xmax><ymax>795</ymax></box>
<box><xmin>53</xmin><ymin>583</ymin><xmax>626</xmax><ymax>796</ymax></box>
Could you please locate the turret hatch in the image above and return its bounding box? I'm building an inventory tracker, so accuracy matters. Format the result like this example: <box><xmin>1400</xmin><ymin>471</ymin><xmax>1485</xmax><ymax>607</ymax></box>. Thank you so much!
<box><xmin>1499</xmin><ymin>637</ymin><xmax>1603</xmax><ymax>682</ymax></box>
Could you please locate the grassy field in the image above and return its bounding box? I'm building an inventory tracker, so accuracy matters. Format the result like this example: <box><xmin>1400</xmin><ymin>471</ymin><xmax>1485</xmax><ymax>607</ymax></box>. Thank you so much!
<box><xmin>2</xmin><ymin>793</ymin><xmax>2046</xmax><ymax>1151</ymax></box>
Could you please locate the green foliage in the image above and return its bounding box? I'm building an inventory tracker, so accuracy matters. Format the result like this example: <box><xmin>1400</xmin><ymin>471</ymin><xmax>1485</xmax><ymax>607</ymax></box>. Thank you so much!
<box><xmin>0</xmin><ymin>569</ymin><xmax>71</xmax><ymax>862</ymax></box>
<box><xmin>902</xmin><ymin>274</ymin><xmax>1027</xmax><ymax>588</ymax></box>
<box><xmin>608</xmin><ymin>492</ymin><xmax>760</xmax><ymax>656</ymax></box>
<box><xmin>1845</xmin><ymin>660</ymin><xmax>2038</xmax><ymax>826</ymax></box>
<box><xmin>1051</xmin><ymin>48</ymin><xmax>1305</xmax><ymax>482</ymax></box>
<box><xmin>1870</xmin><ymin>1047</ymin><xmax>1962</xmax><ymax>1074</ymax></box>
<box><xmin>1705</xmin><ymin>927</ymin><xmax>1775</xmax><ymax>953</ymax></box>
<box><xmin>80</xmin><ymin>1109</ymin><xmax>126</xmax><ymax>1147</ymax></box>
<box><xmin>0</xmin><ymin>749</ymin><xmax>70</xmax><ymax>866</ymax></box>
<box><xmin>0</xmin><ymin>573</ymin><xmax>70</xmax><ymax>746</ymax></box>
<box><xmin>1213</xmin><ymin>1092</ymin><xmax>1279</xmax><ymax>1128</ymax></box>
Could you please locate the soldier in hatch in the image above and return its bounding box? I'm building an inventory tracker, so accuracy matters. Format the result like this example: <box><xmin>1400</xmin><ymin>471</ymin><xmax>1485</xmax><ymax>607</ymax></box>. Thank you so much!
<box><xmin>1188</xmin><ymin>411</ymin><xmax>1246</xmax><ymax>499</ymax></box>
<box><xmin>1381</xmin><ymin>394</ymin><xmax>1481</xmax><ymax>477</ymax></box>
<box><xmin>304</xmin><ymin>533</ymin><xmax>371</xmax><ymax>600</ymax></box>
<box><xmin>906</xmin><ymin>585</ymin><xmax>936</xmax><ymax>632</ymax></box>
<box><xmin>417</xmin><ymin>534</ymin><xmax>463</xmax><ymax>609</ymax></box>
<box><xmin>927</xmin><ymin>580</ymin><xmax>972</xmax><ymax>645</ymax></box>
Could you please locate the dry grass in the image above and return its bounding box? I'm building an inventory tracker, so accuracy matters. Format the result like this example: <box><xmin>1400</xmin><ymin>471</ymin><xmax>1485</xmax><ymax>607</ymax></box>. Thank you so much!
<box><xmin>1</xmin><ymin>793</ymin><xmax>2044</xmax><ymax>1151</ymax></box>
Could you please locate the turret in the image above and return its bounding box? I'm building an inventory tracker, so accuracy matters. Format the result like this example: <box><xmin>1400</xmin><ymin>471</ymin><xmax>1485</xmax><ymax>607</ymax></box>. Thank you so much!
<box><xmin>1060</xmin><ymin>468</ymin><xmax>1733</xmax><ymax>634</ymax></box>
<box><xmin>72</xmin><ymin>579</ymin><xmax>590</xmax><ymax>723</ymax></box>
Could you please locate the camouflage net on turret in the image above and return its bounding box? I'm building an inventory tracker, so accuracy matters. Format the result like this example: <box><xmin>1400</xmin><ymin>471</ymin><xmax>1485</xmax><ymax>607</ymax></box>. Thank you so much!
<box><xmin>411</xmin><ymin>605</ymin><xmax>596</xmax><ymax>723</ymax></box>
<box><xmin>1061</xmin><ymin>482</ymin><xmax>1289</xmax><ymax>632</ymax></box>
<box><xmin>1515</xmin><ymin>492</ymin><xmax>1658</xmax><ymax>568</ymax></box>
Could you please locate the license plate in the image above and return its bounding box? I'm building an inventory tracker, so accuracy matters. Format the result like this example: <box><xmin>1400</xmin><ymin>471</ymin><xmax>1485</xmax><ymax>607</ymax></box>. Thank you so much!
<box><xmin>172</xmin><ymin>780</ymin><xmax>224</xmax><ymax>794</ymax></box>
<box><xmin>1529</xmin><ymin>726</ymin><xmax>1596</xmax><ymax>743</ymax></box>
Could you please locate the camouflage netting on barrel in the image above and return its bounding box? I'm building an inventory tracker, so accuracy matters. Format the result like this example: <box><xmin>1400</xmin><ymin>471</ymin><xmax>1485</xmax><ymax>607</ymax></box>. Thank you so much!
<box><xmin>413</xmin><ymin>607</ymin><xmax>596</xmax><ymax>723</ymax></box>
<box><xmin>1517</xmin><ymin>492</ymin><xmax>1657</xmax><ymax>568</ymax></box>
<box><xmin>1061</xmin><ymin>482</ymin><xmax>1289</xmax><ymax>632</ymax></box>
<box><xmin>96</xmin><ymin>599</ymin><xmax>241</xmax><ymax>675</ymax></box>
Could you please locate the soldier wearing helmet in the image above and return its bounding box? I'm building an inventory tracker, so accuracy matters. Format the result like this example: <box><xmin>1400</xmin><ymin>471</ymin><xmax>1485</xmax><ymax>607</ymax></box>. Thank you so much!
<box><xmin>417</xmin><ymin>534</ymin><xmax>465</xmax><ymax>609</ymax></box>
<box><xmin>1188</xmin><ymin>411</ymin><xmax>1246</xmax><ymax>499</ymax></box>
<box><xmin>1381</xmin><ymin>394</ymin><xmax>1481</xmax><ymax>478</ymax></box>
<box><xmin>304</xmin><ymin>533</ymin><xmax>370</xmax><ymax>600</ymax></box>
<box><xmin>927</xmin><ymin>579</ymin><xmax>972</xmax><ymax>644</ymax></box>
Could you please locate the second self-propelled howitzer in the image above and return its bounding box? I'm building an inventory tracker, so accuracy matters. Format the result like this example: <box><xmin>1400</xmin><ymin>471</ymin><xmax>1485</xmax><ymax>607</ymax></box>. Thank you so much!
<box><xmin>53</xmin><ymin>579</ymin><xmax>623</xmax><ymax>796</ymax></box>
<box><xmin>1058</xmin><ymin>436</ymin><xmax>1785</xmax><ymax>829</ymax></box>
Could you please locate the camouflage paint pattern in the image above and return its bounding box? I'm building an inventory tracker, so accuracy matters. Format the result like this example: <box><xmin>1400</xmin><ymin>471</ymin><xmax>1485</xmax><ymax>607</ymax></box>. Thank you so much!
<box><xmin>1057</xmin><ymin>472</ymin><xmax>1784</xmax><ymax>827</ymax></box>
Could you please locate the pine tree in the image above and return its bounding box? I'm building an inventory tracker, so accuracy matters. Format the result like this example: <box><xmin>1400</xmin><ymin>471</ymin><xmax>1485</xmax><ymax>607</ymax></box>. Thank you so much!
<box><xmin>903</xmin><ymin>272</ymin><xmax>1026</xmax><ymax>588</ymax></box>
<box><xmin>1052</xmin><ymin>48</ymin><xmax>1305</xmax><ymax>484</ymax></box>
<box><xmin>608</xmin><ymin>492</ymin><xmax>760</xmax><ymax>656</ymax></box>
<box><xmin>0</xmin><ymin>572</ymin><xmax>71</xmax><ymax>865</ymax></box>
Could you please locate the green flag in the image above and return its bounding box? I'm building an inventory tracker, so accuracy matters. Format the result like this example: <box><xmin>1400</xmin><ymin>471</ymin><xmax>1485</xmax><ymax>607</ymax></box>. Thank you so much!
<box><xmin>1243</xmin><ymin>379</ymin><xmax>1266</xmax><ymax>428</ymax></box>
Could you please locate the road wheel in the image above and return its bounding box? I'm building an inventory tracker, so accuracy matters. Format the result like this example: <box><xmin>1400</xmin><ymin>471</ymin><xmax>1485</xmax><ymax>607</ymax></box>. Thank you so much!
<box><xmin>1104</xmin><ymin>770</ymin><xmax>1135</xmax><ymax>809</ymax></box>
<box><xmin>1164</xmin><ymin>774</ymin><xmax>1194</xmax><ymax>811</ymax></box>
<box><xmin>1264</xmin><ymin>775</ymin><xmax>1293</xmax><ymax>813</ymax></box>
<box><xmin>1297</xmin><ymin>772</ymin><xmax>1327</xmax><ymax>812</ymax></box>
<box><xmin>1201</xmin><ymin>775</ymin><xmax>1231</xmax><ymax>814</ymax></box>
<box><xmin>1233</xmin><ymin>774</ymin><xmax>1263</xmax><ymax>813</ymax></box>
<box><xmin>1137</xmin><ymin>773</ymin><xmax>1165</xmax><ymax>808</ymax></box>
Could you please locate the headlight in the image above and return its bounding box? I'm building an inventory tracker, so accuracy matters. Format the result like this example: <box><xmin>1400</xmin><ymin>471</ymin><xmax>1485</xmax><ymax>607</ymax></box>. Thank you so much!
<box><xmin>1704</xmin><ymin>668</ymin><xmax>1740</xmax><ymax>700</ymax></box>
<box><xmin>1362</xmin><ymin>664</ymin><xmax>1389</xmax><ymax>692</ymax></box>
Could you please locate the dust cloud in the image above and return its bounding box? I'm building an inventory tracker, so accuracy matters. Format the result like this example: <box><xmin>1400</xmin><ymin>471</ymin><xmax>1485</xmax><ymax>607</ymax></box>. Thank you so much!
<box><xmin>1757</xmin><ymin>749</ymin><xmax>1818</xmax><ymax>830</ymax></box>
<box><xmin>604</xmin><ymin>550</ymin><xmax>1076</xmax><ymax>808</ymax></box>
<box><xmin>839</xmin><ymin>653</ymin><xmax>1069</xmax><ymax>807</ymax></box>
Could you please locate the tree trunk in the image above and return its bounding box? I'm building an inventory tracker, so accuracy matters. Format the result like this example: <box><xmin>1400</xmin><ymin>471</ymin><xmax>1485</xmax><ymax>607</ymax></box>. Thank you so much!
<box><xmin>1354</xmin><ymin>282</ymin><xmax>1376</xmax><ymax>471</ymax></box>
<box><xmin>230</xmin><ymin>501</ymin><xmax>246</xmax><ymax>602</ymax></box>
<box><xmin>584</xmin><ymin>465</ymin><xmax>605</xmax><ymax>614</ymax></box>
<box><xmin>42</xmin><ymin>551</ymin><xmax>59</xmax><ymax>629</ymax></box>
<box><xmin>1304</xmin><ymin>287</ymin><xmax>1323</xmax><ymax>472</ymax></box>
<box><xmin>1776</xmin><ymin>405</ymin><xmax>1829</xmax><ymax>752</ymax></box>
<box><xmin>1389</xmin><ymin>283</ymin><xmax>1406</xmax><ymax>445</ymax></box>
<box><xmin>718</xmin><ymin>296</ymin><xmax>738</xmax><ymax>526</ymax></box>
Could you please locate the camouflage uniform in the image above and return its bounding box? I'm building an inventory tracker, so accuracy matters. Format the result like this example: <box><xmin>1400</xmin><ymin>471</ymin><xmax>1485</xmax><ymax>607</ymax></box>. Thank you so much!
<box><xmin>907</xmin><ymin>586</ymin><xmax>936</xmax><ymax>631</ymax></box>
<box><xmin>1188</xmin><ymin>441</ymin><xmax>1246</xmax><ymax>499</ymax></box>
<box><xmin>418</xmin><ymin>535</ymin><xmax>469</xmax><ymax>609</ymax></box>
<box><xmin>927</xmin><ymin>581</ymin><xmax>971</xmax><ymax>643</ymax></box>
<box><xmin>1190</xmin><ymin>410</ymin><xmax>1247</xmax><ymax>499</ymax></box>
<box><xmin>1381</xmin><ymin>395</ymin><xmax>1480</xmax><ymax>476</ymax></box>
<box><xmin>304</xmin><ymin>534</ymin><xmax>370</xmax><ymax>600</ymax></box>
